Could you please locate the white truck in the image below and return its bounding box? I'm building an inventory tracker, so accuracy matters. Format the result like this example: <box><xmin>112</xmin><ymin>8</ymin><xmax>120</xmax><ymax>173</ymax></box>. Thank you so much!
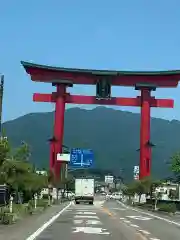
<box><xmin>75</xmin><ymin>178</ymin><xmax>94</xmax><ymax>205</ymax></box>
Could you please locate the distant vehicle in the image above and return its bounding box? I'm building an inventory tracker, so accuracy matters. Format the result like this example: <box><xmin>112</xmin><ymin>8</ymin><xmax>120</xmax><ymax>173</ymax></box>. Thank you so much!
<box><xmin>75</xmin><ymin>178</ymin><xmax>94</xmax><ymax>205</ymax></box>
<box><xmin>111</xmin><ymin>192</ymin><xmax>122</xmax><ymax>200</ymax></box>
<box><xmin>101</xmin><ymin>192</ymin><xmax>106</xmax><ymax>195</ymax></box>
<box><xmin>64</xmin><ymin>191</ymin><xmax>75</xmax><ymax>199</ymax></box>
<box><xmin>105</xmin><ymin>193</ymin><xmax>112</xmax><ymax>200</ymax></box>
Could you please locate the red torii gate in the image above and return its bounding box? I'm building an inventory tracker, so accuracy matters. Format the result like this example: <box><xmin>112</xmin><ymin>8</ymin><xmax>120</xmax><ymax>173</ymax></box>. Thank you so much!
<box><xmin>21</xmin><ymin>61</ymin><xmax>180</xmax><ymax>180</ymax></box>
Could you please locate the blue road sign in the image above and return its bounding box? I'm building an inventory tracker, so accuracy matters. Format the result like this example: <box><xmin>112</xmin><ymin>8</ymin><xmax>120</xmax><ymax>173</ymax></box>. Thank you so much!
<box><xmin>70</xmin><ymin>148</ymin><xmax>94</xmax><ymax>168</ymax></box>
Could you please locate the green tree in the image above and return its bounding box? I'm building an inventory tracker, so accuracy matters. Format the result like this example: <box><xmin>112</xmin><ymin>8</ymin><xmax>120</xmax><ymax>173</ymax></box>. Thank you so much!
<box><xmin>0</xmin><ymin>138</ymin><xmax>48</xmax><ymax>202</ymax></box>
<box><xmin>149</xmin><ymin>179</ymin><xmax>162</xmax><ymax>205</ymax></box>
<box><xmin>0</xmin><ymin>136</ymin><xmax>10</xmax><ymax>166</ymax></box>
<box><xmin>171</xmin><ymin>152</ymin><xmax>180</xmax><ymax>174</ymax></box>
<box><xmin>13</xmin><ymin>141</ymin><xmax>31</xmax><ymax>162</ymax></box>
<box><xmin>169</xmin><ymin>189</ymin><xmax>178</xmax><ymax>200</ymax></box>
<box><xmin>121</xmin><ymin>184</ymin><xmax>136</xmax><ymax>204</ymax></box>
<box><xmin>132</xmin><ymin>180</ymin><xmax>146</xmax><ymax>202</ymax></box>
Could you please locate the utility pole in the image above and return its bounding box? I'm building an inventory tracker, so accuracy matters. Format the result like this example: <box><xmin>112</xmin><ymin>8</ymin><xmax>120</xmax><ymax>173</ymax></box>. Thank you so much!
<box><xmin>0</xmin><ymin>75</ymin><xmax>4</xmax><ymax>136</ymax></box>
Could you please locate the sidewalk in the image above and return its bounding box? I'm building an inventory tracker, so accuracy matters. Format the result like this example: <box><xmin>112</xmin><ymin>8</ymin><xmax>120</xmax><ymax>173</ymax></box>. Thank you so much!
<box><xmin>0</xmin><ymin>201</ymin><xmax>71</xmax><ymax>240</ymax></box>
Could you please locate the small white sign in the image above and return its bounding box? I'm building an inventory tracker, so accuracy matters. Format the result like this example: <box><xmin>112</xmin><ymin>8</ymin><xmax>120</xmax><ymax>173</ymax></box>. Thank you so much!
<box><xmin>134</xmin><ymin>166</ymin><xmax>139</xmax><ymax>173</ymax></box>
<box><xmin>105</xmin><ymin>175</ymin><xmax>114</xmax><ymax>184</ymax></box>
<box><xmin>57</xmin><ymin>153</ymin><xmax>70</xmax><ymax>162</ymax></box>
<box><xmin>133</xmin><ymin>165</ymin><xmax>139</xmax><ymax>180</ymax></box>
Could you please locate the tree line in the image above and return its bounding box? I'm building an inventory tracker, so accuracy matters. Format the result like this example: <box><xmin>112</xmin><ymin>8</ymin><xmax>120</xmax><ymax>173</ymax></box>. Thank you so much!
<box><xmin>0</xmin><ymin>137</ymin><xmax>48</xmax><ymax>202</ymax></box>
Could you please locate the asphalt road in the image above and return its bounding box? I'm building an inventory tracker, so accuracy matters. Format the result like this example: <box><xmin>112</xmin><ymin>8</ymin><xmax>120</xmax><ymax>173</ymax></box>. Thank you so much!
<box><xmin>33</xmin><ymin>197</ymin><xmax>142</xmax><ymax>240</ymax></box>
<box><xmin>104</xmin><ymin>199</ymin><xmax>180</xmax><ymax>240</ymax></box>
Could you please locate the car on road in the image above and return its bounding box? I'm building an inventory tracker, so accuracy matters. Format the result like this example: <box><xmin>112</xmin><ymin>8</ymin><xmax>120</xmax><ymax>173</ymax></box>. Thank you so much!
<box><xmin>64</xmin><ymin>191</ymin><xmax>75</xmax><ymax>199</ymax></box>
<box><xmin>101</xmin><ymin>192</ymin><xmax>106</xmax><ymax>195</ymax></box>
<box><xmin>105</xmin><ymin>193</ymin><xmax>112</xmax><ymax>200</ymax></box>
<box><xmin>111</xmin><ymin>192</ymin><xmax>122</xmax><ymax>200</ymax></box>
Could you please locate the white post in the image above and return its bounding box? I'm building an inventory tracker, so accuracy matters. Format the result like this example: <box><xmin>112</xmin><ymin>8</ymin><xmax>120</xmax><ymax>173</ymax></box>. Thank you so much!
<box><xmin>9</xmin><ymin>196</ymin><xmax>13</xmax><ymax>213</ymax></box>
<box><xmin>48</xmin><ymin>194</ymin><xmax>51</xmax><ymax>206</ymax></box>
<box><xmin>48</xmin><ymin>185</ymin><xmax>52</xmax><ymax>206</ymax></box>
<box><xmin>154</xmin><ymin>192</ymin><xmax>158</xmax><ymax>211</ymax></box>
<box><xmin>34</xmin><ymin>193</ymin><xmax>37</xmax><ymax>209</ymax></box>
<box><xmin>65</xmin><ymin>163</ymin><xmax>68</xmax><ymax>179</ymax></box>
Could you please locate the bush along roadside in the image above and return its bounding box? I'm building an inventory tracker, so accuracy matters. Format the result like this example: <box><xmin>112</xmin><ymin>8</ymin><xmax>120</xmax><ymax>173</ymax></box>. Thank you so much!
<box><xmin>0</xmin><ymin>206</ymin><xmax>16</xmax><ymax>225</ymax></box>
<box><xmin>158</xmin><ymin>203</ymin><xmax>177</xmax><ymax>215</ymax></box>
<box><xmin>0</xmin><ymin>199</ymin><xmax>50</xmax><ymax>225</ymax></box>
<box><xmin>130</xmin><ymin>201</ymin><xmax>177</xmax><ymax>215</ymax></box>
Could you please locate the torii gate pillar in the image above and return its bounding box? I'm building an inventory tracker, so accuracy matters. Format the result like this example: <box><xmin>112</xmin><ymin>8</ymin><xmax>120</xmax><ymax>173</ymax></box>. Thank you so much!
<box><xmin>49</xmin><ymin>81</ymin><xmax>72</xmax><ymax>180</ymax></box>
<box><xmin>136</xmin><ymin>83</ymin><xmax>156</xmax><ymax>179</ymax></box>
<box><xmin>53</xmin><ymin>84</ymin><xmax>66</xmax><ymax>179</ymax></box>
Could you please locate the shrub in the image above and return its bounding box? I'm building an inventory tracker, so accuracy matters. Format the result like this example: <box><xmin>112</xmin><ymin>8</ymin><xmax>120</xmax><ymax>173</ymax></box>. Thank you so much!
<box><xmin>1</xmin><ymin>213</ymin><xmax>15</xmax><ymax>224</ymax></box>
<box><xmin>37</xmin><ymin>199</ymin><xmax>48</xmax><ymax>209</ymax></box>
<box><xmin>0</xmin><ymin>207</ymin><xmax>16</xmax><ymax>224</ymax></box>
<box><xmin>26</xmin><ymin>200</ymin><xmax>34</xmax><ymax>214</ymax></box>
<box><xmin>42</xmin><ymin>194</ymin><xmax>49</xmax><ymax>199</ymax></box>
<box><xmin>158</xmin><ymin>203</ymin><xmax>176</xmax><ymax>213</ymax></box>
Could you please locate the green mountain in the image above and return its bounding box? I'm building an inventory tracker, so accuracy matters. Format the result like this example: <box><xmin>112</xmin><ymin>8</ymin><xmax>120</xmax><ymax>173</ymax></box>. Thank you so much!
<box><xmin>3</xmin><ymin>107</ymin><xmax>180</xmax><ymax>181</ymax></box>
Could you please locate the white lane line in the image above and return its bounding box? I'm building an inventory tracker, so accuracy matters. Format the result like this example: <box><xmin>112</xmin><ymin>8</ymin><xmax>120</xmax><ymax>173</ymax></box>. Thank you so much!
<box><xmin>130</xmin><ymin>224</ymin><xmax>139</xmax><ymax>228</ymax></box>
<box><xmin>75</xmin><ymin>209</ymin><xmax>92</xmax><ymax>211</ymax></box>
<box><xmin>112</xmin><ymin>208</ymin><xmax>126</xmax><ymax>211</ymax></box>
<box><xmin>76</xmin><ymin>211</ymin><xmax>96</xmax><ymax>215</ymax></box>
<box><xmin>123</xmin><ymin>220</ymin><xmax>131</xmax><ymax>223</ymax></box>
<box><xmin>74</xmin><ymin>219</ymin><xmax>84</xmax><ymax>224</ymax></box>
<box><xmin>117</xmin><ymin>200</ymin><xmax>180</xmax><ymax>227</ymax></box>
<box><xmin>86</xmin><ymin>220</ymin><xmax>102</xmax><ymax>225</ymax></box>
<box><xmin>150</xmin><ymin>238</ymin><xmax>160</xmax><ymax>240</ymax></box>
<box><xmin>26</xmin><ymin>202</ymin><xmax>72</xmax><ymax>240</ymax></box>
<box><xmin>127</xmin><ymin>215</ymin><xmax>152</xmax><ymax>221</ymax></box>
<box><xmin>120</xmin><ymin>217</ymin><xmax>125</xmax><ymax>220</ymax></box>
<box><xmin>138</xmin><ymin>229</ymin><xmax>150</xmax><ymax>235</ymax></box>
<box><xmin>74</xmin><ymin>215</ymin><xmax>99</xmax><ymax>219</ymax></box>
<box><xmin>73</xmin><ymin>227</ymin><xmax>110</xmax><ymax>234</ymax></box>
<box><xmin>73</xmin><ymin>219</ymin><xmax>102</xmax><ymax>225</ymax></box>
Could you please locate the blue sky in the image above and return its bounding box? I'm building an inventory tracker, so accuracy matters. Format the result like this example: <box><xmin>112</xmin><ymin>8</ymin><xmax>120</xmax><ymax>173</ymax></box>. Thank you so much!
<box><xmin>1</xmin><ymin>0</ymin><xmax>180</xmax><ymax>122</ymax></box>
